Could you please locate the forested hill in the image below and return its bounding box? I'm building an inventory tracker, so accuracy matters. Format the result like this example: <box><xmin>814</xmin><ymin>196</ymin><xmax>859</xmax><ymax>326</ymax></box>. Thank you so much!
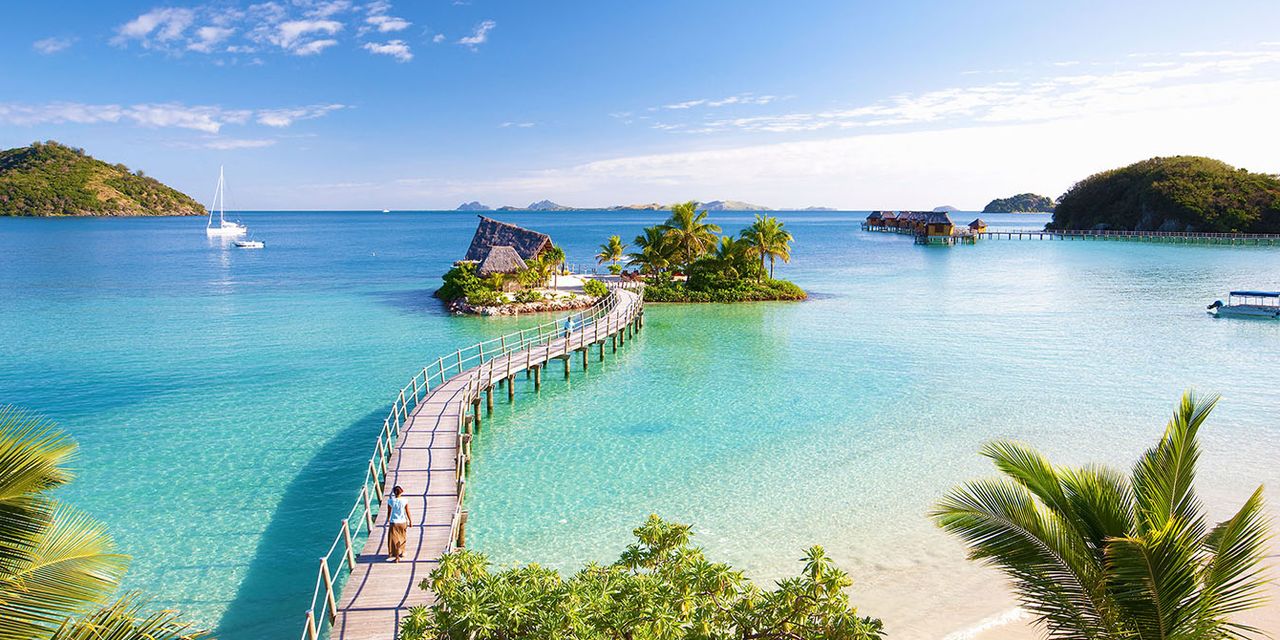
<box><xmin>1051</xmin><ymin>156</ymin><xmax>1280</xmax><ymax>233</ymax></box>
<box><xmin>982</xmin><ymin>193</ymin><xmax>1055</xmax><ymax>213</ymax></box>
<box><xmin>0</xmin><ymin>141</ymin><xmax>204</xmax><ymax>217</ymax></box>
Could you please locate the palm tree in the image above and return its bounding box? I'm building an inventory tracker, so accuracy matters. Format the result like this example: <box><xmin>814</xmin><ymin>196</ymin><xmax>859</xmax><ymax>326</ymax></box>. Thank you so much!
<box><xmin>0</xmin><ymin>405</ymin><xmax>206</xmax><ymax>640</ymax></box>
<box><xmin>661</xmin><ymin>201</ymin><xmax>721</xmax><ymax>269</ymax></box>
<box><xmin>739</xmin><ymin>214</ymin><xmax>793</xmax><ymax>280</ymax></box>
<box><xmin>627</xmin><ymin>226</ymin><xmax>674</xmax><ymax>275</ymax></box>
<box><xmin>595</xmin><ymin>235</ymin><xmax>627</xmax><ymax>272</ymax></box>
<box><xmin>542</xmin><ymin>245</ymin><xmax>565</xmax><ymax>290</ymax></box>
<box><xmin>932</xmin><ymin>391</ymin><xmax>1271</xmax><ymax>640</ymax></box>
<box><xmin>709</xmin><ymin>236</ymin><xmax>749</xmax><ymax>279</ymax></box>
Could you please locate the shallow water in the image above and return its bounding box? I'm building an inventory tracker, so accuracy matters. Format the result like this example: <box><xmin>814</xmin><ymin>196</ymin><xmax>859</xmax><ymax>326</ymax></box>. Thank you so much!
<box><xmin>1</xmin><ymin>211</ymin><xmax>1277</xmax><ymax>638</ymax></box>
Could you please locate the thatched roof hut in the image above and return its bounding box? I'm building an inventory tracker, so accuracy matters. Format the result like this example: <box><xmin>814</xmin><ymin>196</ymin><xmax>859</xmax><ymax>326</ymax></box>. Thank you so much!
<box><xmin>477</xmin><ymin>245</ymin><xmax>527</xmax><ymax>276</ymax></box>
<box><xmin>968</xmin><ymin>218</ymin><xmax>988</xmax><ymax>230</ymax></box>
<box><xmin>464</xmin><ymin>216</ymin><xmax>552</xmax><ymax>262</ymax></box>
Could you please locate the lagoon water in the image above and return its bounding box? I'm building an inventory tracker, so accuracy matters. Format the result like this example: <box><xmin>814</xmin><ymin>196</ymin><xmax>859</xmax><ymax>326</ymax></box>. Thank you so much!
<box><xmin>2</xmin><ymin>211</ymin><xmax>1278</xmax><ymax>639</ymax></box>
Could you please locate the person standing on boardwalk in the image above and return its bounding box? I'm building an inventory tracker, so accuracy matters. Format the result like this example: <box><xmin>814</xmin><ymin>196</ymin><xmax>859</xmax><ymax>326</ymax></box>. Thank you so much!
<box><xmin>386</xmin><ymin>485</ymin><xmax>411</xmax><ymax>562</ymax></box>
<box><xmin>563</xmin><ymin>315</ymin><xmax>573</xmax><ymax>339</ymax></box>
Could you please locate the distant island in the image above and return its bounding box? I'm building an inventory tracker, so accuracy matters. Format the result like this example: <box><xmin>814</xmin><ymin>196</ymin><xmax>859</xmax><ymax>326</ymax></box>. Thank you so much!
<box><xmin>932</xmin><ymin>205</ymin><xmax>960</xmax><ymax>212</ymax></box>
<box><xmin>1051</xmin><ymin>156</ymin><xmax>1280</xmax><ymax>233</ymax></box>
<box><xmin>0</xmin><ymin>141</ymin><xmax>204</xmax><ymax>217</ymax></box>
<box><xmin>982</xmin><ymin>193</ymin><xmax>1055</xmax><ymax>213</ymax></box>
<box><xmin>456</xmin><ymin>199</ymin><xmax>774</xmax><ymax>212</ymax></box>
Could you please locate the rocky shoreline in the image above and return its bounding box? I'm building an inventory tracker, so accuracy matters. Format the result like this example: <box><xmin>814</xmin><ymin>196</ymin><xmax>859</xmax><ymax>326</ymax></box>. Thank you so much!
<box><xmin>448</xmin><ymin>295</ymin><xmax>601</xmax><ymax>316</ymax></box>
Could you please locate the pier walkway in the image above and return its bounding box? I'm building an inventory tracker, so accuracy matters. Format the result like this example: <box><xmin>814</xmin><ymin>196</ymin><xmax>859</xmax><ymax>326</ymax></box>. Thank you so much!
<box><xmin>300</xmin><ymin>284</ymin><xmax>644</xmax><ymax>640</ymax></box>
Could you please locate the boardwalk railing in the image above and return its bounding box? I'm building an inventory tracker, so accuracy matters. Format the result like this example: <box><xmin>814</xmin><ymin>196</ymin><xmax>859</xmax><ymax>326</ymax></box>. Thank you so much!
<box><xmin>864</xmin><ymin>223</ymin><xmax>1280</xmax><ymax>245</ymax></box>
<box><xmin>300</xmin><ymin>281</ymin><xmax>644</xmax><ymax>640</ymax></box>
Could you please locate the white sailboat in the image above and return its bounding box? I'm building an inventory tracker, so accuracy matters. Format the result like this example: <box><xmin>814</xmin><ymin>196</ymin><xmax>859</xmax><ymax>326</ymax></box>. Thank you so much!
<box><xmin>206</xmin><ymin>166</ymin><xmax>247</xmax><ymax>237</ymax></box>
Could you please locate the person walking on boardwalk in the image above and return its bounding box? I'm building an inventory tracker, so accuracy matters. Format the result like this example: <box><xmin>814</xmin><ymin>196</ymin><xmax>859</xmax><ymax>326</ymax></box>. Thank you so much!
<box><xmin>563</xmin><ymin>314</ymin><xmax>573</xmax><ymax>339</ymax></box>
<box><xmin>386</xmin><ymin>485</ymin><xmax>411</xmax><ymax>562</ymax></box>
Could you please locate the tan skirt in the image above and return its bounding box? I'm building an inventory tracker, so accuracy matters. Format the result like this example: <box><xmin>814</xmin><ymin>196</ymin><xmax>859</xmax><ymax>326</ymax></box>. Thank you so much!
<box><xmin>388</xmin><ymin>521</ymin><xmax>408</xmax><ymax>558</ymax></box>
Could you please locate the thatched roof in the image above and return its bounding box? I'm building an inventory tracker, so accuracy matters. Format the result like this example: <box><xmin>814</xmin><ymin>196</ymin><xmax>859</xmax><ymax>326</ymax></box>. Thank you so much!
<box><xmin>969</xmin><ymin>218</ymin><xmax>987</xmax><ymax>228</ymax></box>
<box><xmin>477</xmin><ymin>245</ymin><xmax>527</xmax><ymax>276</ymax></box>
<box><xmin>464</xmin><ymin>216</ymin><xmax>551</xmax><ymax>262</ymax></box>
<box><xmin>925</xmin><ymin>212</ymin><xmax>953</xmax><ymax>225</ymax></box>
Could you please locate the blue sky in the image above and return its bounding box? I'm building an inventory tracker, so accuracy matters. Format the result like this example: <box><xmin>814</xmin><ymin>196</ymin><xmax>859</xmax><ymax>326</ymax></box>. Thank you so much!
<box><xmin>3</xmin><ymin>0</ymin><xmax>1280</xmax><ymax>209</ymax></box>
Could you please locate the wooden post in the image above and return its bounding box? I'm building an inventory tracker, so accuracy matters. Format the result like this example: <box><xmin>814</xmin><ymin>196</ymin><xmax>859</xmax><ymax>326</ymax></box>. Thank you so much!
<box><xmin>320</xmin><ymin>559</ymin><xmax>338</xmax><ymax>623</ymax></box>
<box><xmin>563</xmin><ymin>356</ymin><xmax>571</xmax><ymax>379</ymax></box>
<box><xmin>341</xmin><ymin>520</ymin><xmax>357</xmax><ymax>570</ymax></box>
<box><xmin>473</xmin><ymin>399</ymin><xmax>482</xmax><ymax>431</ymax></box>
<box><xmin>304</xmin><ymin>611</ymin><xmax>319</xmax><ymax>640</ymax></box>
<box><xmin>456</xmin><ymin>350</ymin><xmax>463</xmax><ymax>372</ymax></box>
<box><xmin>458</xmin><ymin>510</ymin><xmax>469</xmax><ymax>548</ymax></box>
<box><xmin>581</xmin><ymin>348</ymin><xmax>588</xmax><ymax>370</ymax></box>
<box><xmin>599</xmin><ymin>341</ymin><xmax>605</xmax><ymax>361</ymax></box>
<box><xmin>534</xmin><ymin>365</ymin><xmax>541</xmax><ymax>390</ymax></box>
<box><xmin>361</xmin><ymin>486</ymin><xmax>375</xmax><ymax>532</ymax></box>
<box><xmin>485</xmin><ymin>386</ymin><xmax>493</xmax><ymax>413</ymax></box>
<box><xmin>612</xmin><ymin>334</ymin><xmax>618</xmax><ymax>352</ymax></box>
<box><xmin>507</xmin><ymin>375</ymin><xmax>514</xmax><ymax>401</ymax></box>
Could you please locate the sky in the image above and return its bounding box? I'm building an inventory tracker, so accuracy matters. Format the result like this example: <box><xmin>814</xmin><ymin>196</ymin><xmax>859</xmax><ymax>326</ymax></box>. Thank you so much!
<box><xmin>3</xmin><ymin>0</ymin><xmax>1280</xmax><ymax>210</ymax></box>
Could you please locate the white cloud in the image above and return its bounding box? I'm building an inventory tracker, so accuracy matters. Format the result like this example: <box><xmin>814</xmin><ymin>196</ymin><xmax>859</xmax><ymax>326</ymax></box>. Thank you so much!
<box><xmin>457</xmin><ymin>20</ymin><xmax>495</xmax><ymax>48</ymax></box>
<box><xmin>500</xmin><ymin>122</ymin><xmax>534</xmax><ymax>128</ymax></box>
<box><xmin>432</xmin><ymin>33</ymin><xmax>445</xmax><ymax>43</ymax></box>
<box><xmin>112</xmin><ymin>7</ymin><xmax>195</xmax><ymax>48</ymax></box>
<box><xmin>187</xmin><ymin>26</ymin><xmax>235</xmax><ymax>52</ymax></box>
<box><xmin>32</xmin><ymin>36</ymin><xmax>74</xmax><ymax>54</ymax></box>
<box><xmin>661</xmin><ymin>93</ymin><xmax>776</xmax><ymax>110</ymax></box>
<box><xmin>292</xmin><ymin>38</ymin><xmax>339</xmax><ymax>55</ymax></box>
<box><xmin>645</xmin><ymin>50</ymin><xmax>1280</xmax><ymax>135</ymax></box>
<box><xmin>366</xmin><ymin>14</ymin><xmax>410</xmax><ymax>32</ymax></box>
<box><xmin>270</xmin><ymin>19</ymin><xmax>342</xmax><ymax>51</ymax></box>
<box><xmin>201</xmin><ymin>138</ymin><xmax>277</xmax><ymax>150</ymax></box>
<box><xmin>363</xmin><ymin>40</ymin><xmax>412</xmax><ymax>62</ymax></box>
<box><xmin>306</xmin><ymin>0</ymin><xmax>351</xmax><ymax>18</ymax></box>
<box><xmin>255</xmin><ymin>104</ymin><xmax>346</xmax><ymax>127</ymax></box>
<box><xmin>0</xmin><ymin>101</ymin><xmax>344</xmax><ymax>134</ymax></box>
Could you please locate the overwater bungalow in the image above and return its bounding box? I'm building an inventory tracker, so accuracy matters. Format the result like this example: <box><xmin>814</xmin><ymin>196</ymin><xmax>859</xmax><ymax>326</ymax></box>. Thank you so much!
<box><xmin>924</xmin><ymin>212</ymin><xmax>955</xmax><ymax>237</ymax></box>
<box><xmin>969</xmin><ymin>218</ymin><xmax>988</xmax><ymax>233</ymax></box>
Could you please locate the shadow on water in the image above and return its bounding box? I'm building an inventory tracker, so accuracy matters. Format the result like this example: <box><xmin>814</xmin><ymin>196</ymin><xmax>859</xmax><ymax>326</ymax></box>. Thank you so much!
<box><xmin>216</xmin><ymin>408</ymin><xmax>385</xmax><ymax>639</ymax></box>
<box><xmin>367</xmin><ymin>288</ymin><xmax>453</xmax><ymax>317</ymax></box>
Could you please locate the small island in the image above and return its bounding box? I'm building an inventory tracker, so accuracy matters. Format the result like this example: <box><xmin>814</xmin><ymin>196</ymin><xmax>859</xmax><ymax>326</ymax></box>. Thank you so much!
<box><xmin>982</xmin><ymin>193</ymin><xmax>1055</xmax><ymax>213</ymax></box>
<box><xmin>438</xmin><ymin>203</ymin><xmax>805</xmax><ymax>314</ymax></box>
<box><xmin>0</xmin><ymin>141</ymin><xmax>204</xmax><ymax>217</ymax></box>
<box><xmin>1051</xmin><ymin>156</ymin><xmax>1280</xmax><ymax>233</ymax></box>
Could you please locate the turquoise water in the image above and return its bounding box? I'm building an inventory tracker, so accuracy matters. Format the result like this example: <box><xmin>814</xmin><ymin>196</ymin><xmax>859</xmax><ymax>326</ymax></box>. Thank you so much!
<box><xmin>2</xmin><ymin>211</ymin><xmax>1278</xmax><ymax>638</ymax></box>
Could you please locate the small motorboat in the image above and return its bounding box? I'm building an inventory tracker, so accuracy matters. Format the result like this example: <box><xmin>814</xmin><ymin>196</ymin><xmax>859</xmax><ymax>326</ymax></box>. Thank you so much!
<box><xmin>234</xmin><ymin>240</ymin><xmax>265</xmax><ymax>249</ymax></box>
<box><xmin>1207</xmin><ymin>290</ymin><xmax>1280</xmax><ymax>319</ymax></box>
<box><xmin>382</xmin><ymin>208</ymin><xmax>391</xmax><ymax>213</ymax></box>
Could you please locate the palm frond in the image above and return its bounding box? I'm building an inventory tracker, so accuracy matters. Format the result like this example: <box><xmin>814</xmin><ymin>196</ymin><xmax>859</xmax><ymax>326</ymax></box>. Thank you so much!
<box><xmin>1198</xmin><ymin>485</ymin><xmax>1272</xmax><ymax>632</ymax></box>
<box><xmin>51</xmin><ymin>593</ymin><xmax>210</xmax><ymax>640</ymax></box>
<box><xmin>932</xmin><ymin>478</ymin><xmax>1109</xmax><ymax>637</ymax></box>
<box><xmin>1132</xmin><ymin>391</ymin><xmax>1216</xmax><ymax>534</ymax></box>
<box><xmin>0</xmin><ymin>406</ymin><xmax>76</xmax><ymax>571</ymax></box>
<box><xmin>1104</xmin><ymin>523</ymin><xmax>1204</xmax><ymax>638</ymax></box>
<box><xmin>0</xmin><ymin>503</ymin><xmax>128</xmax><ymax>639</ymax></box>
<box><xmin>1059</xmin><ymin>464</ymin><xmax>1136</xmax><ymax>556</ymax></box>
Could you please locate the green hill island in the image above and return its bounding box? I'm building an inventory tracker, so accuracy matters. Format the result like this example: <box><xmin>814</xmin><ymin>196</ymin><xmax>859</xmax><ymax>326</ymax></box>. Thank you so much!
<box><xmin>1051</xmin><ymin>155</ymin><xmax>1280</xmax><ymax>233</ymax></box>
<box><xmin>0</xmin><ymin>141</ymin><xmax>204</xmax><ymax>217</ymax></box>
<box><xmin>982</xmin><ymin>192</ymin><xmax>1055</xmax><ymax>213</ymax></box>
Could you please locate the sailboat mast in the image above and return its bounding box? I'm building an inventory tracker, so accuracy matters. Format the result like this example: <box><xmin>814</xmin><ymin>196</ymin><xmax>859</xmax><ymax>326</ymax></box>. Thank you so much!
<box><xmin>218</xmin><ymin>165</ymin><xmax>226</xmax><ymax>225</ymax></box>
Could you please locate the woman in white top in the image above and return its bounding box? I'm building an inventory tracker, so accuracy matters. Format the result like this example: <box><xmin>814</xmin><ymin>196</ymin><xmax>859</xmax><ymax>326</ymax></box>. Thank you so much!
<box><xmin>386</xmin><ymin>485</ymin><xmax>412</xmax><ymax>562</ymax></box>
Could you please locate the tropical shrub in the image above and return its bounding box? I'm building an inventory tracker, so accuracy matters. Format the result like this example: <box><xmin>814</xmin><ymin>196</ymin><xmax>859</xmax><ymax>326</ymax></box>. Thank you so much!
<box><xmin>607</xmin><ymin>264</ymin><xmax>622</xmax><ymax>275</ymax></box>
<box><xmin>512</xmin><ymin>289</ymin><xmax>545</xmax><ymax>303</ymax></box>
<box><xmin>933</xmin><ymin>391</ymin><xmax>1272</xmax><ymax>640</ymax></box>
<box><xmin>464</xmin><ymin>288</ymin><xmax>504</xmax><ymax>307</ymax></box>
<box><xmin>399</xmin><ymin>515</ymin><xmax>883</xmax><ymax>640</ymax></box>
<box><xmin>581</xmin><ymin>278</ymin><xmax>608</xmax><ymax>298</ymax></box>
<box><xmin>0</xmin><ymin>406</ymin><xmax>207</xmax><ymax>640</ymax></box>
<box><xmin>436</xmin><ymin>262</ymin><xmax>486</xmax><ymax>301</ymax></box>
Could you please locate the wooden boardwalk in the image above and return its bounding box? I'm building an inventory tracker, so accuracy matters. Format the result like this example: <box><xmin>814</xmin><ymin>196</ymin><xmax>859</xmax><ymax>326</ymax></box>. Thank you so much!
<box><xmin>302</xmin><ymin>286</ymin><xmax>644</xmax><ymax>640</ymax></box>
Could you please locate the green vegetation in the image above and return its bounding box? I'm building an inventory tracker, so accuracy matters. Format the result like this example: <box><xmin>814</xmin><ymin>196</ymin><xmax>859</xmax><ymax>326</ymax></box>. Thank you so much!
<box><xmin>628</xmin><ymin>203</ymin><xmax>805</xmax><ymax>303</ymax></box>
<box><xmin>595</xmin><ymin>235</ymin><xmax>627</xmax><ymax>275</ymax></box>
<box><xmin>399</xmin><ymin>515</ymin><xmax>883</xmax><ymax>640</ymax></box>
<box><xmin>982</xmin><ymin>193</ymin><xmax>1055</xmax><ymax>213</ymax></box>
<box><xmin>581</xmin><ymin>278</ymin><xmax>608</xmax><ymax>298</ymax></box>
<box><xmin>933</xmin><ymin>391</ymin><xmax>1271</xmax><ymax>639</ymax></box>
<box><xmin>0</xmin><ymin>406</ymin><xmax>206</xmax><ymax>640</ymax></box>
<box><xmin>1051</xmin><ymin>156</ymin><xmax>1280</xmax><ymax>233</ymax></box>
<box><xmin>0</xmin><ymin>141</ymin><xmax>204</xmax><ymax>217</ymax></box>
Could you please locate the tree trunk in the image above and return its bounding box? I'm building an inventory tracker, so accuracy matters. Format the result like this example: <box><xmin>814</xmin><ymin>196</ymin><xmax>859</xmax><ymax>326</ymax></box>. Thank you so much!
<box><xmin>769</xmin><ymin>256</ymin><xmax>775</xmax><ymax>279</ymax></box>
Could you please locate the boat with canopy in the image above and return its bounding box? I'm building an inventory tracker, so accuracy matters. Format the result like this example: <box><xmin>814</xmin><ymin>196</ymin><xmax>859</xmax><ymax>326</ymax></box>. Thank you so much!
<box><xmin>1207</xmin><ymin>290</ymin><xmax>1280</xmax><ymax>319</ymax></box>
